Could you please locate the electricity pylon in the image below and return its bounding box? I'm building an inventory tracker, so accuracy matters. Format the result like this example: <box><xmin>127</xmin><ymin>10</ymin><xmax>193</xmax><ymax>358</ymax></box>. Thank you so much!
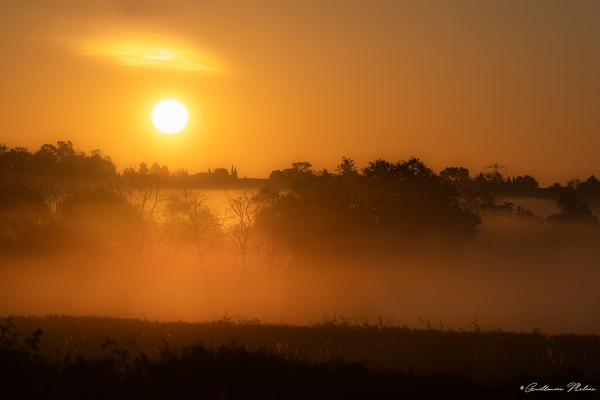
<box><xmin>484</xmin><ymin>163</ymin><xmax>508</xmax><ymax>206</ymax></box>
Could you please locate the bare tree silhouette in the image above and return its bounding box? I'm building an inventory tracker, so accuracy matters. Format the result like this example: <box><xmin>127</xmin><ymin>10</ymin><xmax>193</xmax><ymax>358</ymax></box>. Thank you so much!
<box><xmin>111</xmin><ymin>165</ymin><xmax>163</xmax><ymax>260</ymax></box>
<box><xmin>224</xmin><ymin>184</ymin><xmax>261</xmax><ymax>276</ymax></box>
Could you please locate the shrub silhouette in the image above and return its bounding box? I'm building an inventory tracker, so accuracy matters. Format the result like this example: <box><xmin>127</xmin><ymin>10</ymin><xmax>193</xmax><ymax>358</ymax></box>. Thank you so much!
<box><xmin>547</xmin><ymin>191</ymin><xmax>599</xmax><ymax>228</ymax></box>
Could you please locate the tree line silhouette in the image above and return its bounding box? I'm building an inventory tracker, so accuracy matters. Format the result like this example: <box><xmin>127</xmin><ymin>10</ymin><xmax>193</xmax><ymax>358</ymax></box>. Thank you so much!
<box><xmin>0</xmin><ymin>141</ymin><xmax>116</xmax><ymax>181</ymax></box>
<box><xmin>0</xmin><ymin>141</ymin><xmax>598</xmax><ymax>271</ymax></box>
<box><xmin>0</xmin><ymin>141</ymin><xmax>240</xmax><ymax>186</ymax></box>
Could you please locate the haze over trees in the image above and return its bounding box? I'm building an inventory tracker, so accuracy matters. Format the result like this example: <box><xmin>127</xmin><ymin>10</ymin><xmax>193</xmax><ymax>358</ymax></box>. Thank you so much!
<box><xmin>1</xmin><ymin>141</ymin><xmax>600</xmax><ymax>332</ymax></box>
<box><xmin>1</xmin><ymin>141</ymin><xmax>599</xmax><ymax>260</ymax></box>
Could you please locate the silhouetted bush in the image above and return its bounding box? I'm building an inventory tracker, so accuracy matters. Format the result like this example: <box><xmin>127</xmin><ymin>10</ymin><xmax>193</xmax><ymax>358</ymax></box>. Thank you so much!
<box><xmin>546</xmin><ymin>191</ymin><xmax>599</xmax><ymax>231</ymax></box>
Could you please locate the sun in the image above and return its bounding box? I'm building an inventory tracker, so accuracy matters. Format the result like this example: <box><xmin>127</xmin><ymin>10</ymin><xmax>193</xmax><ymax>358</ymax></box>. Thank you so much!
<box><xmin>152</xmin><ymin>100</ymin><xmax>189</xmax><ymax>134</ymax></box>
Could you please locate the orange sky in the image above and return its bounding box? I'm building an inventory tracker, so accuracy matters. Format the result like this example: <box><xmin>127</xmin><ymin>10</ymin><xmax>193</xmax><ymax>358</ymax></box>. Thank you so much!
<box><xmin>1</xmin><ymin>0</ymin><xmax>599</xmax><ymax>185</ymax></box>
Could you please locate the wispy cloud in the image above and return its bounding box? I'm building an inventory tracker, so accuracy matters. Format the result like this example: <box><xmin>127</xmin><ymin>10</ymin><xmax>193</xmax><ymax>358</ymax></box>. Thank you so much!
<box><xmin>81</xmin><ymin>38</ymin><xmax>223</xmax><ymax>72</ymax></box>
<box><xmin>18</xmin><ymin>0</ymin><xmax>224</xmax><ymax>73</ymax></box>
<box><xmin>50</xmin><ymin>28</ymin><xmax>223</xmax><ymax>73</ymax></box>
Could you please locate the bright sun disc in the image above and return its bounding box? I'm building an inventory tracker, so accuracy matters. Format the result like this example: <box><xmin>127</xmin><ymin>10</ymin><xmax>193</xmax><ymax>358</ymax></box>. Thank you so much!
<box><xmin>152</xmin><ymin>100</ymin><xmax>188</xmax><ymax>134</ymax></box>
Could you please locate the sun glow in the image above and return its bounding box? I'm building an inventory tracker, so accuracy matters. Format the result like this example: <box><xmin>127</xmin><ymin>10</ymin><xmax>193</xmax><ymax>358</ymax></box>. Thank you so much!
<box><xmin>152</xmin><ymin>100</ymin><xmax>189</xmax><ymax>134</ymax></box>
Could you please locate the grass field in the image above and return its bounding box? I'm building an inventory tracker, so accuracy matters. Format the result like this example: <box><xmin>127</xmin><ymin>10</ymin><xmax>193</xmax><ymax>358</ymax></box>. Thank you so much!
<box><xmin>2</xmin><ymin>314</ymin><xmax>599</xmax><ymax>398</ymax></box>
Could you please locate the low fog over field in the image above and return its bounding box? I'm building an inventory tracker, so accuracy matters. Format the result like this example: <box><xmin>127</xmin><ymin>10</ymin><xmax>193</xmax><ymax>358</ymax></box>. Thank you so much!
<box><xmin>2</xmin><ymin>144</ymin><xmax>600</xmax><ymax>333</ymax></box>
<box><xmin>2</xmin><ymin>223</ymin><xmax>599</xmax><ymax>334</ymax></box>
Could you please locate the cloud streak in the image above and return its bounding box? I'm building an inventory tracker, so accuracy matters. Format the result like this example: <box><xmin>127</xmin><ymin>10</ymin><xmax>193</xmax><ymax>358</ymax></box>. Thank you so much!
<box><xmin>81</xmin><ymin>38</ymin><xmax>223</xmax><ymax>72</ymax></box>
<box><xmin>48</xmin><ymin>26</ymin><xmax>223</xmax><ymax>73</ymax></box>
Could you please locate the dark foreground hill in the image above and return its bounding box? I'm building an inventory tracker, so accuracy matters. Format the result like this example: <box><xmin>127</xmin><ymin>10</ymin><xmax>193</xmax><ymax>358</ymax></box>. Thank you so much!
<box><xmin>1</xmin><ymin>315</ymin><xmax>599</xmax><ymax>399</ymax></box>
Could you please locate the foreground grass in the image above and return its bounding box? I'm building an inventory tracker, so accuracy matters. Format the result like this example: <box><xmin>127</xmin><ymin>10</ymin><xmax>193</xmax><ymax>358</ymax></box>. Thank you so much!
<box><xmin>1</xmin><ymin>314</ymin><xmax>599</xmax><ymax>398</ymax></box>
